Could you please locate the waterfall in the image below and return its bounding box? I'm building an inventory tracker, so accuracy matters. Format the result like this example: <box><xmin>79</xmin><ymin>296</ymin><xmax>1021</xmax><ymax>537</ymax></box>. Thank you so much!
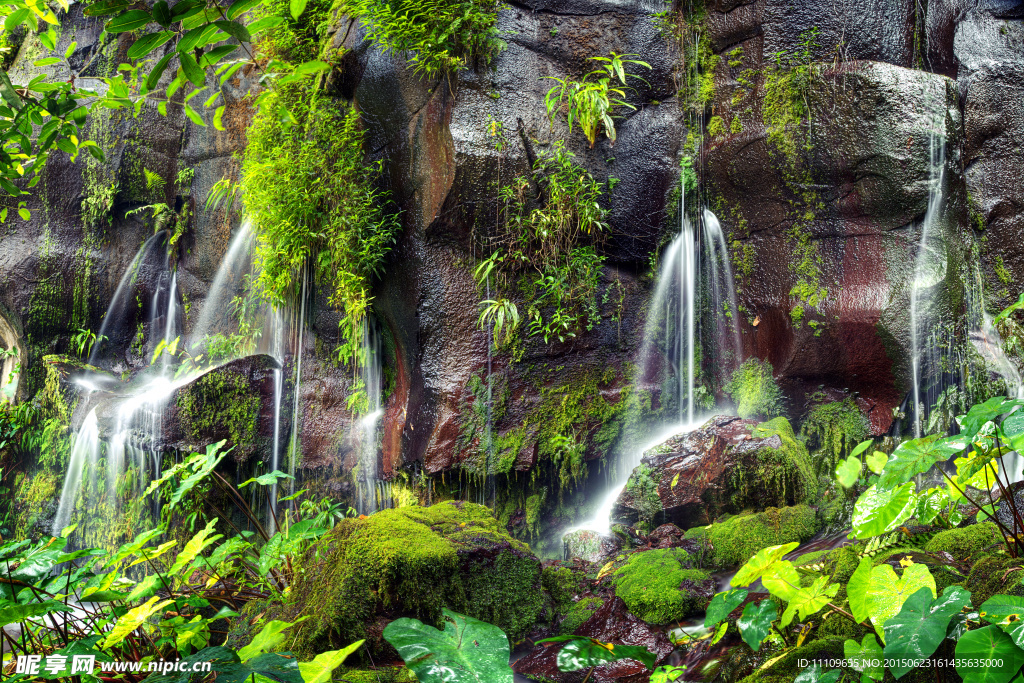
<box><xmin>571</xmin><ymin>198</ymin><xmax>742</xmax><ymax>533</ymax></box>
<box><xmin>267</xmin><ymin>309</ymin><xmax>285</xmax><ymax>534</ymax></box>
<box><xmin>52</xmin><ymin>409</ymin><xmax>100</xmax><ymax>535</ymax></box>
<box><xmin>190</xmin><ymin>221</ymin><xmax>255</xmax><ymax>351</ymax></box>
<box><xmin>908</xmin><ymin>107</ymin><xmax>948</xmax><ymax>437</ymax></box>
<box><xmin>354</xmin><ymin>321</ymin><xmax>383</xmax><ymax>515</ymax></box>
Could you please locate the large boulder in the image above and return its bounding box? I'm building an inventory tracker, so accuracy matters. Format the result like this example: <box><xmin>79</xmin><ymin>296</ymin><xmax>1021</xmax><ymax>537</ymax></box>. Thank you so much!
<box><xmin>612</xmin><ymin>415</ymin><xmax>816</xmax><ymax>529</ymax></box>
<box><xmin>275</xmin><ymin>501</ymin><xmax>545</xmax><ymax>657</ymax></box>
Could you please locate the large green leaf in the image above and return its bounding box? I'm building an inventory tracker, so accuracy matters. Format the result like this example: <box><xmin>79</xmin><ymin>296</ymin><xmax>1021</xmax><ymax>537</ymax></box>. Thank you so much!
<box><xmin>955</xmin><ymin>625</ymin><xmax>1024</xmax><ymax>683</ymax></box>
<box><xmin>959</xmin><ymin>397</ymin><xmax>1024</xmax><ymax>442</ymax></box>
<box><xmin>383</xmin><ymin>609</ymin><xmax>514</xmax><ymax>683</ymax></box>
<box><xmin>238</xmin><ymin>619</ymin><xmax>304</xmax><ymax>661</ymax></box>
<box><xmin>704</xmin><ymin>589</ymin><xmax>748</xmax><ymax>628</ymax></box>
<box><xmin>795</xmin><ymin>664</ymin><xmax>841</xmax><ymax>683</ymax></box>
<box><xmin>836</xmin><ymin>456</ymin><xmax>862</xmax><ymax>488</ymax></box>
<box><xmin>297</xmin><ymin>641</ymin><xmax>363</xmax><ymax>683</ymax></box>
<box><xmin>844</xmin><ymin>634</ymin><xmax>883</xmax><ymax>681</ymax></box>
<box><xmin>848</xmin><ymin>556</ymin><xmax>874</xmax><ymax>623</ymax></box>
<box><xmin>877</xmin><ymin>435</ymin><xmax>960</xmax><ymax>490</ymax></box>
<box><xmin>851</xmin><ymin>483</ymin><xmax>916</xmax><ymax>539</ymax></box>
<box><xmin>866</xmin><ymin>563</ymin><xmax>936</xmax><ymax>634</ymax></box>
<box><xmin>737</xmin><ymin>599</ymin><xmax>777</xmax><ymax>651</ymax></box>
<box><xmin>780</xmin><ymin>575</ymin><xmax>839</xmax><ymax>627</ymax></box>
<box><xmin>105</xmin><ymin>9</ymin><xmax>153</xmax><ymax>32</ymax></box>
<box><xmin>883</xmin><ymin>586</ymin><xmax>971</xmax><ymax>678</ymax></box>
<box><xmin>540</xmin><ymin>637</ymin><xmax>657</xmax><ymax>672</ymax></box>
<box><xmin>0</xmin><ymin>600</ymin><xmax>70</xmax><ymax>624</ymax></box>
<box><xmin>981</xmin><ymin>595</ymin><xmax>1024</xmax><ymax>648</ymax></box>
<box><xmin>731</xmin><ymin>543</ymin><xmax>799</xmax><ymax>587</ymax></box>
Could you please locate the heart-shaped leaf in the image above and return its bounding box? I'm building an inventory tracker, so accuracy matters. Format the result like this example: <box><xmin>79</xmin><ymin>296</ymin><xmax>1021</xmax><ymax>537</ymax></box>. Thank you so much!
<box><xmin>731</xmin><ymin>543</ymin><xmax>799</xmax><ymax>587</ymax></box>
<box><xmin>383</xmin><ymin>609</ymin><xmax>514</xmax><ymax>683</ymax></box>
<box><xmin>845</xmin><ymin>634</ymin><xmax>883</xmax><ymax>681</ymax></box>
<box><xmin>851</xmin><ymin>483</ymin><xmax>916</xmax><ymax>539</ymax></box>
<box><xmin>877</xmin><ymin>435</ymin><xmax>960</xmax><ymax>490</ymax></box>
<box><xmin>955</xmin><ymin>625</ymin><xmax>1024</xmax><ymax>683</ymax></box>
<box><xmin>884</xmin><ymin>586</ymin><xmax>971</xmax><ymax>678</ymax></box>
<box><xmin>737</xmin><ymin>599</ymin><xmax>777</xmax><ymax>651</ymax></box>
<box><xmin>704</xmin><ymin>589</ymin><xmax>748</xmax><ymax>628</ymax></box>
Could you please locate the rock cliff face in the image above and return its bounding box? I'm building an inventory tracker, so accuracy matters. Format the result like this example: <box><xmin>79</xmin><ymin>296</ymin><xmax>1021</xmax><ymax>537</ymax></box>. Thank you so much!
<box><xmin>2</xmin><ymin>0</ymin><xmax>1023</xmax><ymax>533</ymax></box>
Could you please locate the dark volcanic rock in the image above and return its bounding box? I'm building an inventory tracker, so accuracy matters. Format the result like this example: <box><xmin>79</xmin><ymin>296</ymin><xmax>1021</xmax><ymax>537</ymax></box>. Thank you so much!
<box><xmin>612</xmin><ymin>415</ymin><xmax>816</xmax><ymax>528</ymax></box>
<box><xmin>513</xmin><ymin>597</ymin><xmax>673</xmax><ymax>683</ymax></box>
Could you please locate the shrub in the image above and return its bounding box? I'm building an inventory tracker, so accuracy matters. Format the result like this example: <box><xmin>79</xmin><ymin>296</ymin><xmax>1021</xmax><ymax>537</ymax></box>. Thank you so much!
<box><xmin>242</xmin><ymin>85</ymin><xmax>400</xmax><ymax>365</ymax></box>
<box><xmin>479</xmin><ymin>141</ymin><xmax>609</xmax><ymax>344</ymax></box>
<box><xmin>340</xmin><ymin>0</ymin><xmax>504</xmax><ymax>79</ymax></box>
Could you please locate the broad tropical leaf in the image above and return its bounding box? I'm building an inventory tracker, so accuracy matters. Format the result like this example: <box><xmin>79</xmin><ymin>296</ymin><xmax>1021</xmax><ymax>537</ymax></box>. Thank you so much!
<box><xmin>297</xmin><ymin>641</ymin><xmax>364</xmax><ymax>683</ymax></box>
<box><xmin>851</xmin><ymin>483</ymin><xmax>916</xmax><ymax>539</ymax></box>
<box><xmin>954</xmin><ymin>625</ymin><xmax>1024</xmax><ymax>683</ymax></box>
<box><xmin>731</xmin><ymin>543</ymin><xmax>799</xmax><ymax>587</ymax></box>
<box><xmin>883</xmin><ymin>586</ymin><xmax>971</xmax><ymax>678</ymax></box>
<box><xmin>866</xmin><ymin>563</ymin><xmax>936</xmax><ymax>635</ymax></box>
<box><xmin>383</xmin><ymin>609</ymin><xmax>514</xmax><ymax>683</ymax></box>
<box><xmin>844</xmin><ymin>634</ymin><xmax>883</xmax><ymax>681</ymax></box>
<box><xmin>877</xmin><ymin>435</ymin><xmax>960</xmax><ymax>490</ymax></box>
<box><xmin>704</xmin><ymin>589</ymin><xmax>748</xmax><ymax>628</ymax></box>
<box><xmin>780</xmin><ymin>575</ymin><xmax>839</xmax><ymax>627</ymax></box>
<box><xmin>737</xmin><ymin>599</ymin><xmax>777</xmax><ymax>651</ymax></box>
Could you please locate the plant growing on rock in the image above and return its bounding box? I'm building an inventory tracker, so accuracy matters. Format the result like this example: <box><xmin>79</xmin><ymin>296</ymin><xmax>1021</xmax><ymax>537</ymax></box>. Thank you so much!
<box><xmin>337</xmin><ymin>0</ymin><xmax>504</xmax><ymax>80</ymax></box>
<box><xmin>477</xmin><ymin>141</ymin><xmax>609</xmax><ymax>344</ymax></box>
<box><xmin>544</xmin><ymin>52</ymin><xmax>651</xmax><ymax>147</ymax></box>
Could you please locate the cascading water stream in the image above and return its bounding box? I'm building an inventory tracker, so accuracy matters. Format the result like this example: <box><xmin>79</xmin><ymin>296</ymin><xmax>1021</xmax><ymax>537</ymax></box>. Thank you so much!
<box><xmin>572</xmin><ymin>203</ymin><xmax>742</xmax><ymax>534</ymax></box>
<box><xmin>354</xmin><ymin>322</ymin><xmax>383</xmax><ymax>515</ymax></box>
<box><xmin>908</xmin><ymin>102</ymin><xmax>947</xmax><ymax>437</ymax></box>
<box><xmin>190</xmin><ymin>221</ymin><xmax>255</xmax><ymax>351</ymax></box>
<box><xmin>52</xmin><ymin>409</ymin><xmax>100</xmax><ymax>535</ymax></box>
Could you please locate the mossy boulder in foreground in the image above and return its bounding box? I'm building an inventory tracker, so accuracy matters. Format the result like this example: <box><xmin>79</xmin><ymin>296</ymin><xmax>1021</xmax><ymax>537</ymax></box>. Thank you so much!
<box><xmin>612</xmin><ymin>548</ymin><xmax>714</xmax><ymax>624</ymax></box>
<box><xmin>612</xmin><ymin>415</ymin><xmax>817</xmax><ymax>529</ymax></box>
<box><xmin>693</xmin><ymin>504</ymin><xmax>819</xmax><ymax>567</ymax></box>
<box><xmin>278</xmin><ymin>501</ymin><xmax>545</xmax><ymax>657</ymax></box>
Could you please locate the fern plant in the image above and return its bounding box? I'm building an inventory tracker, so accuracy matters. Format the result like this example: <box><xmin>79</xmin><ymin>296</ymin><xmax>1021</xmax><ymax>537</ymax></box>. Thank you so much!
<box><xmin>545</xmin><ymin>52</ymin><xmax>651</xmax><ymax>147</ymax></box>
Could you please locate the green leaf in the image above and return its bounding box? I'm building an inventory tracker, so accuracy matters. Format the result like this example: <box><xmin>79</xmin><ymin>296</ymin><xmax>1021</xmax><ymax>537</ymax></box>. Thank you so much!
<box><xmin>877</xmin><ymin>434</ymin><xmax>960</xmax><ymax>489</ymax></box>
<box><xmin>227</xmin><ymin>0</ymin><xmax>264</xmax><ymax>19</ymax></box>
<box><xmin>848</xmin><ymin>556</ymin><xmax>874</xmax><ymax>623</ymax></box>
<box><xmin>836</xmin><ymin>456</ymin><xmax>862</xmax><ymax>488</ymax></box>
<box><xmin>959</xmin><ymin>397</ymin><xmax>1024</xmax><ymax>442</ymax></box>
<box><xmin>0</xmin><ymin>600</ymin><xmax>70</xmax><ymax>625</ymax></box>
<box><xmin>84</xmin><ymin>0</ymin><xmax>132</xmax><ymax>16</ymax></box>
<box><xmin>178</xmin><ymin>51</ymin><xmax>205</xmax><ymax>87</ymax></box>
<box><xmin>146</xmin><ymin>51</ymin><xmax>175</xmax><ymax>90</ymax></box>
<box><xmin>540</xmin><ymin>637</ymin><xmax>656</xmax><ymax>672</ymax></box>
<box><xmin>704</xmin><ymin>589</ymin><xmax>747</xmax><ymax>628</ymax></box>
<box><xmin>213</xmin><ymin>105</ymin><xmax>226</xmax><ymax>130</ymax></box>
<box><xmin>865</xmin><ymin>450</ymin><xmax>888</xmax><ymax>474</ymax></box>
<box><xmin>731</xmin><ymin>542</ymin><xmax>799</xmax><ymax>587</ymax></box>
<box><xmin>955</xmin><ymin>625</ymin><xmax>1024</xmax><ymax>683</ymax></box>
<box><xmin>866</xmin><ymin>563</ymin><xmax>936</xmax><ymax>633</ymax></box>
<box><xmin>199</xmin><ymin>44</ymin><xmax>238</xmax><ymax>67</ymax></box>
<box><xmin>844</xmin><ymin>634</ymin><xmax>883</xmax><ymax>681</ymax></box>
<box><xmin>981</xmin><ymin>594</ymin><xmax>1024</xmax><ymax>649</ymax></box>
<box><xmin>128</xmin><ymin>31</ymin><xmax>175</xmax><ymax>60</ymax></box>
<box><xmin>168</xmin><ymin>518</ymin><xmax>221</xmax><ymax>576</ymax></box>
<box><xmin>33</xmin><ymin>57</ymin><xmax>61</xmax><ymax>66</ymax></box>
<box><xmin>290</xmin><ymin>0</ymin><xmax>307</xmax><ymax>21</ymax></box>
<box><xmin>851</xmin><ymin>438</ymin><xmax>874</xmax><ymax>459</ymax></box>
<box><xmin>102</xmin><ymin>596</ymin><xmax>174</xmax><ymax>648</ymax></box>
<box><xmin>240</xmin><ymin>470</ymin><xmax>295</xmax><ymax>489</ymax></box>
<box><xmin>105</xmin><ymin>10</ymin><xmax>153</xmax><ymax>32</ymax></box>
<box><xmin>914</xmin><ymin>488</ymin><xmax>950</xmax><ymax>525</ymax></box>
<box><xmin>383</xmin><ymin>609</ymin><xmax>514</xmax><ymax>683</ymax></box>
<box><xmin>884</xmin><ymin>586</ymin><xmax>971</xmax><ymax>678</ymax></box>
<box><xmin>297</xmin><ymin>641</ymin><xmax>363</xmax><ymax>683</ymax></box>
<box><xmin>850</xmin><ymin>483</ymin><xmax>916</xmax><ymax>539</ymax></box>
<box><xmin>795</xmin><ymin>664</ymin><xmax>841</xmax><ymax>683</ymax></box>
<box><xmin>292</xmin><ymin>60</ymin><xmax>331</xmax><ymax>75</ymax></box>
<box><xmin>737</xmin><ymin>599</ymin><xmax>777</xmax><ymax>652</ymax></box>
<box><xmin>650</xmin><ymin>666</ymin><xmax>687</xmax><ymax>683</ymax></box>
<box><xmin>213</xmin><ymin>20</ymin><xmax>250</xmax><ymax>43</ymax></box>
<box><xmin>238</xmin><ymin>619</ymin><xmax>302</xmax><ymax>661</ymax></box>
<box><xmin>779</xmin><ymin>575</ymin><xmax>839</xmax><ymax>627</ymax></box>
<box><xmin>5</xmin><ymin>9</ymin><xmax>30</xmax><ymax>31</ymax></box>
<box><xmin>152</xmin><ymin>0</ymin><xmax>171</xmax><ymax>25</ymax></box>
<box><xmin>17</xmin><ymin>208</ymin><xmax>30</xmax><ymax>220</ymax></box>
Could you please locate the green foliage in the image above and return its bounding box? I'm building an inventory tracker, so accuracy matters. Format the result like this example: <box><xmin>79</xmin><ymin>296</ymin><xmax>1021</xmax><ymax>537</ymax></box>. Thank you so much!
<box><xmin>801</xmin><ymin>397</ymin><xmax>869</xmax><ymax>475</ymax></box>
<box><xmin>625</xmin><ymin>463</ymin><xmax>662</xmax><ymax>526</ymax></box>
<box><xmin>481</xmin><ymin>140</ymin><xmax>609</xmax><ymax>344</ymax></box>
<box><xmin>544</xmin><ymin>52</ymin><xmax>651</xmax><ymax>147</ymax></box>
<box><xmin>383</xmin><ymin>609</ymin><xmax>514</xmax><ymax>683</ymax></box>
<box><xmin>706</xmin><ymin>115</ymin><xmax>726</xmax><ymax>137</ymax></box>
<box><xmin>882</xmin><ymin>586</ymin><xmax>972</xmax><ymax>678</ymax></box>
<box><xmin>612</xmin><ymin>548</ymin><xmax>710</xmax><ymax>624</ymax></box>
<box><xmin>339</xmin><ymin>0</ymin><xmax>504</xmax><ymax>79</ymax></box>
<box><xmin>243</xmin><ymin>87</ymin><xmax>400</xmax><ymax>366</ymax></box>
<box><xmin>725</xmin><ymin>358</ymin><xmax>783</xmax><ymax>419</ymax></box>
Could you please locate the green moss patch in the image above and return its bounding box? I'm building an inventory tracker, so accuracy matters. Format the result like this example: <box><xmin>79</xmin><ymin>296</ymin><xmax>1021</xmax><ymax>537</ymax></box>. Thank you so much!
<box><xmin>282</xmin><ymin>501</ymin><xmax>544</xmax><ymax>657</ymax></box>
<box><xmin>923</xmin><ymin>522</ymin><xmax>1002</xmax><ymax>562</ymax></box>
<box><xmin>705</xmin><ymin>505</ymin><xmax>818</xmax><ymax>567</ymax></box>
<box><xmin>558</xmin><ymin>597</ymin><xmax>604</xmax><ymax>634</ymax></box>
<box><xmin>612</xmin><ymin>548</ymin><xmax>711</xmax><ymax>624</ymax></box>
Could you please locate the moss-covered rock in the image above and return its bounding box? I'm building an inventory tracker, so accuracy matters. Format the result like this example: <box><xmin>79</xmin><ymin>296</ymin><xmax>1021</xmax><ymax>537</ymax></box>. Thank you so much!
<box><xmin>613</xmin><ymin>415</ymin><xmax>817</xmax><ymax>529</ymax></box>
<box><xmin>800</xmin><ymin>397</ymin><xmax>869</xmax><ymax>476</ymax></box>
<box><xmin>701</xmin><ymin>505</ymin><xmax>819</xmax><ymax>567</ymax></box>
<box><xmin>924</xmin><ymin>522</ymin><xmax>1002</xmax><ymax>562</ymax></box>
<box><xmin>558</xmin><ymin>596</ymin><xmax>605</xmax><ymax>634</ymax></box>
<box><xmin>612</xmin><ymin>548</ymin><xmax>713</xmax><ymax>624</ymax></box>
<box><xmin>279</xmin><ymin>501</ymin><xmax>545</xmax><ymax>657</ymax></box>
<box><xmin>964</xmin><ymin>555</ymin><xmax>1024</xmax><ymax>607</ymax></box>
<box><xmin>336</xmin><ymin>667</ymin><xmax>416</xmax><ymax>683</ymax></box>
